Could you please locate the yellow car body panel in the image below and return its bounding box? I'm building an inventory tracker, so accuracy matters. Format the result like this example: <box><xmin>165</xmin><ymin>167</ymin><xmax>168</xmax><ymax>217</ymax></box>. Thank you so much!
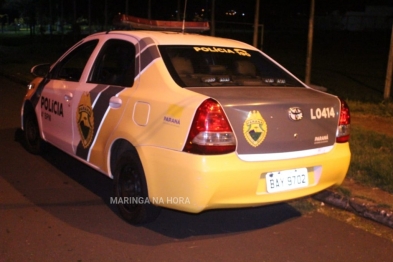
<box><xmin>20</xmin><ymin>30</ymin><xmax>351</xmax><ymax>221</ymax></box>
<box><xmin>137</xmin><ymin>143</ymin><xmax>350</xmax><ymax>213</ymax></box>
<box><xmin>88</xmin><ymin>59</ymin><xmax>207</xmax><ymax>174</ymax></box>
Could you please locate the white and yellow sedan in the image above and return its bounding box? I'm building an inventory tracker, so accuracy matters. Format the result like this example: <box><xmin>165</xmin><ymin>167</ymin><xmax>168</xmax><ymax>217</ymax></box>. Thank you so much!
<box><xmin>21</xmin><ymin>30</ymin><xmax>351</xmax><ymax>224</ymax></box>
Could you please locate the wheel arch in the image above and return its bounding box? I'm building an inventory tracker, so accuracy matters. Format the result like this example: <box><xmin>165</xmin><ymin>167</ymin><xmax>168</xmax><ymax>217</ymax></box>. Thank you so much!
<box><xmin>111</xmin><ymin>142</ymin><xmax>162</xmax><ymax>224</ymax></box>
<box><xmin>109</xmin><ymin>138</ymin><xmax>137</xmax><ymax>178</ymax></box>
<box><xmin>21</xmin><ymin>101</ymin><xmax>35</xmax><ymax>130</ymax></box>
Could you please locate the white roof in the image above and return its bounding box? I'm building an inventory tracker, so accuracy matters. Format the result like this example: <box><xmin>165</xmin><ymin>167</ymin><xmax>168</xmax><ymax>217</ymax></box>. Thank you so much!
<box><xmin>91</xmin><ymin>30</ymin><xmax>257</xmax><ymax>50</ymax></box>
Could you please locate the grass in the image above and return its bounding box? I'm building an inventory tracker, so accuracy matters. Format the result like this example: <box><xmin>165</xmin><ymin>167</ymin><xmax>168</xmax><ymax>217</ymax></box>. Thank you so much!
<box><xmin>336</xmin><ymin>186</ymin><xmax>352</xmax><ymax>198</ymax></box>
<box><xmin>288</xmin><ymin>198</ymin><xmax>317</xmax><ymax>214</ymax></box>
<box><xmin>348</xmin><ymin>126</ymin><xmax>393</xmax><ymax>193</ymax></box>
<box><xmin>347</xmin><ymin>98</ymin><xmax>393</xmax><ymax>193</ymax></box>
<box><xmin>348</xmin><ymin>100</ymin><xmax>393</xmax><ymax>116</ymax></box>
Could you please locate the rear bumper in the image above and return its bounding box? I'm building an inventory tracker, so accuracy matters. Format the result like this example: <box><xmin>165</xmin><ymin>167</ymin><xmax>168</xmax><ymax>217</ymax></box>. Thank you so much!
<box><xmin>138</xmin><ymin>143</ymin><xmax>350</xmax><ymax>213</ymax></box>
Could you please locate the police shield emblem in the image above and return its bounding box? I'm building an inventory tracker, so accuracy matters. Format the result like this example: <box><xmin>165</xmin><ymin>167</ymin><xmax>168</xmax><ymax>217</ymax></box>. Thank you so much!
<box><xmin>77</xmin><ymin>92</ymin><xmax>94</xmax><ymax>148</ymax></box>
<box><xmin>243</xmin><ymin>110</ymin><xmax>267</xmax><ymax>147</ymax></box>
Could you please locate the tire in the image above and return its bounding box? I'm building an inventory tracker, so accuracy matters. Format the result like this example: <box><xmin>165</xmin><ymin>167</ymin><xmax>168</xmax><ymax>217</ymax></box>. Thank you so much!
<box><xmin>23</xmin><ymin>111</ymin><xmax>46</xmax><ymax>154</ymax></box>
<box><xmin>113</xmin><ymin>150</ymin><xmax>161</xmax><ymax>224</ymax></box>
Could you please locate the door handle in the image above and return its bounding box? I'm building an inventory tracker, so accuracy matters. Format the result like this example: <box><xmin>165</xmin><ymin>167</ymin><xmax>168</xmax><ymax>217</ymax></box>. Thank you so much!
<box><xmin>64</xmin><ymin>92</ymin><xmax>73</xmax><ymax>102</ymax></box>
<box><xmin>109</xmin><ymin>96</ymin><xmax>122</xmax><ymax>109</ymax></box>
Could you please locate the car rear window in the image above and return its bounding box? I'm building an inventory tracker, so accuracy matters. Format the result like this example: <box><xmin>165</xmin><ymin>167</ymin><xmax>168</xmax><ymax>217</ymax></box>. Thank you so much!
<box><xmin>159</xmin><ymin>45</ymin><xmax>303</xmax><ymax>88</ymax></box>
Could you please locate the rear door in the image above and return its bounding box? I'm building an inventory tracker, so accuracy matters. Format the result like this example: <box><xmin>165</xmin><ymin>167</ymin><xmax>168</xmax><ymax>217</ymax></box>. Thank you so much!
<box><xmin>71</xmin><ymin>35</ymin><xmax>139</xmax><ymax>162</ymax></box>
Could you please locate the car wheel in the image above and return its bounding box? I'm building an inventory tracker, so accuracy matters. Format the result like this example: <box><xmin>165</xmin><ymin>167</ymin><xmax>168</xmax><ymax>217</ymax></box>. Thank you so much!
<box><xmin>23</xmin><ymin>111</ymin><xmax>45</xmax><ymax>154</ymax></box>
<box><xmin>113</xmin><ymin>150</ymin><xmax>161</xmax><ymax>224</ymax></box>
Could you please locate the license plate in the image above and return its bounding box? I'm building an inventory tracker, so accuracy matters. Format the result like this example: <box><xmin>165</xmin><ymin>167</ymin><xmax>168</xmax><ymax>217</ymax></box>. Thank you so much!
<box><xmin>265</xmin><ymin>168</ymin><xmax>308</xmax><ymax>193</ymax></box>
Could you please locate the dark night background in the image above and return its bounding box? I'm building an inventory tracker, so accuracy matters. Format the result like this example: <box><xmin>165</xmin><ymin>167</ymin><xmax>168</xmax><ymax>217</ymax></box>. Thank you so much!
<box><xmin>1</xmin><ymin>0</ymin><xmax>393</xmax><ymax>31</ymax></box>
<box><xmin>1</xmin><ymin>0</ymin><xmax>393</xmax><ymax>102</ymax></box>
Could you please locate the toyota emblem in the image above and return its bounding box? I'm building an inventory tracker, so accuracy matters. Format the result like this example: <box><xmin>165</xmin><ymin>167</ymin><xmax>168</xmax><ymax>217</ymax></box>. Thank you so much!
<box><xmin>288</xmin><ymin>107</ymin><xmax>303</xmax><ymax>121</ymax></box>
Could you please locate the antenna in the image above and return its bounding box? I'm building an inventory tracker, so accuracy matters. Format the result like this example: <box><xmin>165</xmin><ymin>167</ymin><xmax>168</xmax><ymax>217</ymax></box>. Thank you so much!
<box><xmin>182</xmin><ymin>0</ymin><xmax>188</xmax><ymax>33</ymax></box>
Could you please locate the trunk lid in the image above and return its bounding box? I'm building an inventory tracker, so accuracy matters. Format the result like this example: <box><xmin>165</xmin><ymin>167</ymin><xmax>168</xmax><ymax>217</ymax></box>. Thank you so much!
<box><xmin>189</xmin><ymin>87</ymin><xmax>340</xmax><ymax>160</ymax></box>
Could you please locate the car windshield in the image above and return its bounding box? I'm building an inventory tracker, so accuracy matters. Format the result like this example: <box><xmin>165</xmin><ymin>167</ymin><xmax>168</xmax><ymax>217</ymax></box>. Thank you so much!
<box><xmin>159</xmin><ymin>45</ymin><xmax>303</xmax><ymax>88</ymax></box>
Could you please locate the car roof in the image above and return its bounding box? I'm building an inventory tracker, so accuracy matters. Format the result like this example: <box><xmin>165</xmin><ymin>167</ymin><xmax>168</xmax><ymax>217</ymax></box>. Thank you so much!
<box><xmin>89</xmin><ymin>30</ymin><xmax>257</xmax><ymax>50</ymax></box>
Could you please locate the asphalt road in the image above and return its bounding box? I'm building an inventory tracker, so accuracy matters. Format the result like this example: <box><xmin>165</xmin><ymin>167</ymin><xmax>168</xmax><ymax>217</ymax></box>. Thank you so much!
<box><xmin>1</xmin><ymin>76</ymin><xmax>392</xmax><ymax>261</ymax></box>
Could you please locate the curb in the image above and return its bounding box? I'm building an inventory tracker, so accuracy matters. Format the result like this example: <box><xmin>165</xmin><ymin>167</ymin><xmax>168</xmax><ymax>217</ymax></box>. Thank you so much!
<box><xmin>313</xmin><ymin>190</ymin><xmax>393</xmax><ymax>229</ymax></box>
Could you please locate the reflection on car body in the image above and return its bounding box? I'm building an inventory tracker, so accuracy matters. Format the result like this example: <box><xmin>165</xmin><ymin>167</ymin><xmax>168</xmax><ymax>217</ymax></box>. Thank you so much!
<box><xmin>20</xmin><ymin>30</ymin><xmax>351</xmax><ymax>224</ymax></box>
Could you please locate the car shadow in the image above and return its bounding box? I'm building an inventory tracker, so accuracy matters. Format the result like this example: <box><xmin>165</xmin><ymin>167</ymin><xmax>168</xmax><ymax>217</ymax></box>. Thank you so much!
<box><xmin>5</xmin><ymin>127</ymin><xmax>302</xmax><ymax>244</ymax></box>
<box><xmin>147</xmin><ymin>204</ymin><xmax>301</xmax><ymax>239</ymax></box>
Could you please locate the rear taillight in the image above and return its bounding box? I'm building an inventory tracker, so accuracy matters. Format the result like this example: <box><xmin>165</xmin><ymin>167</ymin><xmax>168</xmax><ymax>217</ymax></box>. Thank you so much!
<box><xmin>336</xmin><ymin>98</ymin><xmax>350</xmax><ymax>143</ymax></box>
<box><xmin>183</xmin><ymin>99</ymin><xmax>236</xmax><ymax>154</ymax></box>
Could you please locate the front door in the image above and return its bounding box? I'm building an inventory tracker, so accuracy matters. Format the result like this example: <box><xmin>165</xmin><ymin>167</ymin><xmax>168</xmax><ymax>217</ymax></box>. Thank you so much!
<box><xmin>41</xmin><ymin>39</ymin><xmax>99</xmax><ymax>154</ymax></box>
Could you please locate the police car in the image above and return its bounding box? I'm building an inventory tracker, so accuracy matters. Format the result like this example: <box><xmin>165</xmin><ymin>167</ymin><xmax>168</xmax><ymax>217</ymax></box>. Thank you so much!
<box><xmin>21</xmin><ymin>29</ymin><xmax>351</xmax><ymax>224</ymax></box>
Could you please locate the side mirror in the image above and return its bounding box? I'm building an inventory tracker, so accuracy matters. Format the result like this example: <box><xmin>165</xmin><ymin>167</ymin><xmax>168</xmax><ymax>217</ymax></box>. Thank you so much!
<box><xmin>31</xmin><ymin>64</ymin><xmax>51</xmax><ymax>77</ymax></box>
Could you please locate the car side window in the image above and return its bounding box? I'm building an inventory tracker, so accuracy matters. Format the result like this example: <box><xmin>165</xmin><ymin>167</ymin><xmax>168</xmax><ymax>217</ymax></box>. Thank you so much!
<box><xmin>88</xmin><ymin>39</ymin><xmax>135</xmax><ymax>87</ymax></box>
<box><xmin>50</xmin><ymin>40</ymin><xmax>98</xmax><ymax>82</ymax></box>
